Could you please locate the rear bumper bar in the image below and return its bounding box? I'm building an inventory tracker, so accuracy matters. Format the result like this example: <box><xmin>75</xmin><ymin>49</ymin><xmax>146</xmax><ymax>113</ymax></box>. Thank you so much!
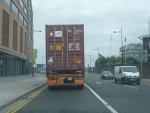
<box><xmin>48</xmin><ymin>83</ymin><xmax>84</xmax><ymax>87</ymax></box>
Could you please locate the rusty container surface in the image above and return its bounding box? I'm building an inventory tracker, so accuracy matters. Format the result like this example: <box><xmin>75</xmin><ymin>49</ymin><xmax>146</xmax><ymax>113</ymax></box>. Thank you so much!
<box><xmin>46</xmin><ymin>24</ymin><xmax>84</xmax><ymax>73</ymax></box>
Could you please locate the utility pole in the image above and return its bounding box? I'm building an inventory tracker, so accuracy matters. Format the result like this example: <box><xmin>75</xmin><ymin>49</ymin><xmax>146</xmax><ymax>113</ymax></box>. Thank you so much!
<box><xmin>110</xmin><ymin>35</ymin><xmax>112</xmax><ymax>65</ymax></box>
<box><xmin>148</xmin><ymin>21</ymin><xmax>150</xmax><ymax>35</ymax></box>
<box><xmin>125</xmin><ymin>36</ymin><xmax>126</xmax><ymax>64</ymax></box>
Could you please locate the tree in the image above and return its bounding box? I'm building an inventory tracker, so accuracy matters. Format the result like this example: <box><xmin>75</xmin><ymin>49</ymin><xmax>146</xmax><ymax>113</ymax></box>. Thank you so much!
<box><xmin>126</xmin><ymin>56</ymin><xmax>138</xmax><ymax>62</ymax></box>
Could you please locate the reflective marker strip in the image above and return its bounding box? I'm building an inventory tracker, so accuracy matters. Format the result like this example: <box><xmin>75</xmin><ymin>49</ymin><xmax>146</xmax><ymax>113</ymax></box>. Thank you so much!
<box><xmin>85</xmin><ymin>83</ymin><xmax>118</xmax><ymax>113</ymax></box>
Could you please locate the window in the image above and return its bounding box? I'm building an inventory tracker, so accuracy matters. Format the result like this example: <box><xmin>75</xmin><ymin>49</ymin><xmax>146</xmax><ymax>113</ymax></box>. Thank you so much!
<box><xmin>20</xmin><ymin>27</ymin><xmax>23</xmax><ymax>53</ymax></box>
<box><xmin>19</xmin><ymin>0</ymin><xmax>24</xmax><ymax>9</ymax></box>
<box><xmin>122</xmin><ymin>67</ymin><xmax>138</xmax><ymax>72</ymax></box>
<box><xmin>2</xmin><ymin>10</ymin><xmax>9</xmax><ymax>47</ymax></box>
<box><xmin>19</xmin><ymin>12</ymin><xmax>24</xmax><ymax>23</ymax></box>
<box><xmin>5</xmin><ymin>0</ymin><xmax>10</xmax><ymax>6</ymax></box>
<box><xmin>24</xmin><ymin>7</ymin><xmax>27</xmax><ymax>15</ymax></box>
<box><xmin>13</xmin><ymin>20</ymin><xmax>18</xmax><ymax>51</ymax></box>
<box><xmin>24</xmin><ymin>19</ymin><xmax>27</xmax><ymax>28</ymax></box>
<box><xmin>24</xmin><ymin>32</ymin><xmax>27</xmax><ymax>55</ymax></box>
<box><xmin>12</xmin><ymin>2</ymin><xmax>18</xmax><ymax>17</ymax></box>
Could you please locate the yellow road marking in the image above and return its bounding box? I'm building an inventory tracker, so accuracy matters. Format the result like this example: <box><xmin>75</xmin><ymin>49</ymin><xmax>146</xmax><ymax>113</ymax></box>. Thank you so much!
<box><xmin>6</xmin><ymin>85</ymin><xmax>47</xmax><ymax>113</ymax></box>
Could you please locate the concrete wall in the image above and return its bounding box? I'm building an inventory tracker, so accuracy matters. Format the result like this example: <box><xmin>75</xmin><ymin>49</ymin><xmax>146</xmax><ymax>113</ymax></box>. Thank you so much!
<box><xmin>90</xmin><ymin>62</ymin><xmax>150</xmax><ymax>79</ymax></box>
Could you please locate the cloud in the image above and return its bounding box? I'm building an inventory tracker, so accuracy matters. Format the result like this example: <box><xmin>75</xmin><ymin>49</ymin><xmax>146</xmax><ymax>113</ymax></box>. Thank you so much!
<box><xmin>32</xmin><ymin>0</ymin><xmax>150</xmax><ymax>66</ymax></box>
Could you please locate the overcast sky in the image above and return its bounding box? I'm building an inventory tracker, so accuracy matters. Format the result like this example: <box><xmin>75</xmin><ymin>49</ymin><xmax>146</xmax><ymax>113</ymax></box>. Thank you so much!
<box><xmin>32</xmin><ymin>0</ymin><xmax>150</xmax><ymax>67</ymax></box>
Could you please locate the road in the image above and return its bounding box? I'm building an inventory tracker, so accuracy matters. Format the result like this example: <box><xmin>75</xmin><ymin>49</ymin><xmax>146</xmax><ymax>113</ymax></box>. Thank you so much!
<box><xmin>2</xmin><ymin>73</ymin><xmax>150</xmax><ymax>113</ymax></box>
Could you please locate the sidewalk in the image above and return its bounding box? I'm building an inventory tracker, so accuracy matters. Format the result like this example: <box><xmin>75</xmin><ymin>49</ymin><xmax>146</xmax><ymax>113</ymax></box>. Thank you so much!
<box><xmin>0</xmin><ymin>73</ymin><xmax>46</xmax><ymax>111</ymax></box>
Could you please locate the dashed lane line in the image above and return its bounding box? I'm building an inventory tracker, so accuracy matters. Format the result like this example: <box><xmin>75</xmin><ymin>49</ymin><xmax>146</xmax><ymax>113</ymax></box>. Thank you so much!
<box><xmin>124</xmin><ymin>85</ymin><xmax>138</xmax><ymax>89</ymax></box>
<box><xmin>96</xmin><ymin>82</ymin><xmax>102</xmax><ymax>84</ymax></box>
<box><xmin>85</xmin><ymin>83</ymin><xmax>118</xmax><ymax>113</ymax></box>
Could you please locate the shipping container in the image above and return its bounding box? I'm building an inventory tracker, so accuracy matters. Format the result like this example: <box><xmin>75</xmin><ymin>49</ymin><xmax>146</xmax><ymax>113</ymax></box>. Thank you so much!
<box><xmin>45</xmin><ymin>24</ymin><xmax>84</xmax><ymax>89</ymax></box>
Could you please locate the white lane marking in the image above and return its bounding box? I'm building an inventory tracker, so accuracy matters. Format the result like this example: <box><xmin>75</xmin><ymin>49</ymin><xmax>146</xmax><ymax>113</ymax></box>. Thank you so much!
<box><xmin>124</xmin><ymin>85</ymin><xmax>138</xmax><ymax>89</ymax></box>
<box><xmin>85</xmin><ymin>83</ymin><xmax>118</xmax><ymax>113</ymax></box>
<box><xmin>96</xmin><ymin>82</ymin><xmax>101</xmax><ymax>84</ymax></box>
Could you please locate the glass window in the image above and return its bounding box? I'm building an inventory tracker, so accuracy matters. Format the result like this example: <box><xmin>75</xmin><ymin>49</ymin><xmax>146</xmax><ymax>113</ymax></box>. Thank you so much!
<box><xmin>19</xmin><ymin>12</ymin><xmax>24</xmax><ymax>23</ymax></box>
<box><xmin>122</xmin><ymin>67</ymin><xmax>139</xmax><ymax>72</ymax></box>
<box><xmin>24</xmin><ymin>19</ymin><xmax>27</xmax><ymax>28</ymax></box>
<box><xmin>12</xmin><ymin>2</ymin><xmax>18</xmax><ymax>16</ymax></box>
<box><xmin>24</xmin><ymin>7</ymin><xmax>27</xmax><ymax>15</ymax></box>
<box><xmin>19</xmin><ymin>0</ymin><xmax>24</xmax><ymax>9</ymax></box>
<box><xmin>103</xmin><ymin>71</ymin><xmax>111</xmax><ymax>74</ymax></box>
<box><xmin>5</xmin><ymin>0</ymin><xmax>10</xmax><ymax>6</ymax></box>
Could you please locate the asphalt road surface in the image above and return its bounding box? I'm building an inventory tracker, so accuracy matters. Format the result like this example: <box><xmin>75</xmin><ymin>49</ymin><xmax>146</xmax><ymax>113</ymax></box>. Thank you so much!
<box><xmin>2</xmin><ymin>73</ymin><xmax>150</xmax><ymax>113</ymax></box>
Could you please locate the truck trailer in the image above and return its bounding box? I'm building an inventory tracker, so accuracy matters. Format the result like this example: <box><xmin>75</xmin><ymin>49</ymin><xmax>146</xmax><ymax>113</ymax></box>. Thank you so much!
<box><xmin>45</xmin><ymin>24</ymin><xmax>84</xmax><ymax>89</ymax></box>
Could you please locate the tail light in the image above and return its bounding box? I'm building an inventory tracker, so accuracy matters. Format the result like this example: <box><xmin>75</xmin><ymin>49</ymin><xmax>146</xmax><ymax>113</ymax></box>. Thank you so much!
<box><xmin>76</xmin><ymin>76</ymin><xmax>83</xmax><ymax>79</ymax></box>
<box><xmin>48</xmin><ymin>76</ymin><xmax>56</xmax><ymax>80</ymax></box>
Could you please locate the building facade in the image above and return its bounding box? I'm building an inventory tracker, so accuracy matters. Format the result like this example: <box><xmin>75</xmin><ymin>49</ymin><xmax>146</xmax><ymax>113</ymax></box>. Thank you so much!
<box><xmin>143</xmin><ymin>36</ymin><xmax>150</xmax><ymax>62</ymax></box>
<box><xmin>120</xmin><ymin>43</ymin><xmax>148</xmax><ymax>63</ymax></box>
<box><xmin>0</xmin><ymin>0</ymin><xmax>33</xmax><ymax>76</ymax></box>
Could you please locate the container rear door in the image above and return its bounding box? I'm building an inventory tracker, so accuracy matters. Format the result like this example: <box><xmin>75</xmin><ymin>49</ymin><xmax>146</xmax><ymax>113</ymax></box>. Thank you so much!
<box><xmin>66</xmin><ymin>25</ymin><xmax>84</xmax><ymax>69</ymax></box>
<box><xmin>46</xmin><ymin>25</ymin><xmax>84</xmax><ymax>70</ymax></box>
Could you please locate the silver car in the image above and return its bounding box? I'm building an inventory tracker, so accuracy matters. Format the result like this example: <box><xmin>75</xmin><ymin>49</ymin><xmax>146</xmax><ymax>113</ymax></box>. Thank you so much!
<box><xmin>101</xmin><ymin>71</ymin><xmax>113</xmax><ymax>80</ymax></box>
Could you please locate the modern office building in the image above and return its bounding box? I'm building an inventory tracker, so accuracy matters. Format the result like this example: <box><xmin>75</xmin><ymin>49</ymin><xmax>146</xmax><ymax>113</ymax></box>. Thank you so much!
<box><xmin>120</xmin><ymin>43</ymin><xmax>148</xmax><ymax>63</ymax></box>
<box><xmin>0</xmin><ymin>0</ymin><xmax>33</xmax><ymax>76</ymax></box>
<box><xmin>142</xmin><ymin>36</ymin><xmax>150</xmax><ymax>62</ymax></box>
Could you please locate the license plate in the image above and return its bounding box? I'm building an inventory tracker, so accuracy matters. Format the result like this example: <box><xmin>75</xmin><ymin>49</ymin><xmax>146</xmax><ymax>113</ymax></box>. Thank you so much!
<box><xmin>130</xmin><ymin>79</ymin><xmax>136</xmax><ymax>81</ymax></box>
<box><xmin>68</xmin><ymin>77</ymin><xmax>72</xmax><ymax>80</ymax></box>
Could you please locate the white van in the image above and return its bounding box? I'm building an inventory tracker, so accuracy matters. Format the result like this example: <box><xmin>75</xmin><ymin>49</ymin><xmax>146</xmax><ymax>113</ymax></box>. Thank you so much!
<box><xmin>114</xmin><ymin>66</ymin><xmax>140</xmax><ymax>85</ymax></box>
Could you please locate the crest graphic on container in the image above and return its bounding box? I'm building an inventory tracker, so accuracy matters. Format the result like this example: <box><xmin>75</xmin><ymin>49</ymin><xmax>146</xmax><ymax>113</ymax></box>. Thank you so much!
<box><xmin>48</xmin><ymin>57</ymin><xmax>53</xmax><ymax>65</ymax></box>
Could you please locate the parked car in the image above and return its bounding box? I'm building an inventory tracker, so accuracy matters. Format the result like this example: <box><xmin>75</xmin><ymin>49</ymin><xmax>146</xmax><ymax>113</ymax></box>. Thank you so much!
<box><xmin>100</xmin><ymin>71</ymin><xmax>113</xmax><ymax>80</ymax></box>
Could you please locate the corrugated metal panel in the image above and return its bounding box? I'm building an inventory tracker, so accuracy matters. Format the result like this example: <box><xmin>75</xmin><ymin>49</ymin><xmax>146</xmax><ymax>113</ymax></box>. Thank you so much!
<box><xmin>46</xmin><ymin>24</ymin><xmax>84</xmax><ymax>72</ymax></box>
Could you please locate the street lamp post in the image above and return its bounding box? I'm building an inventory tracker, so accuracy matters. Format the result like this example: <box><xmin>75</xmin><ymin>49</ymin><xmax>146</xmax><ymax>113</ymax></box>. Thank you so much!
<box><xmin>94</xmin><ymin>47</ymin><xmax>99</xmax><ymax>67</ymax></box>
<box><xmin>124</xmin><ymin>36</ymin><xmax>127</xmax><ymax>64</ymax></box>
<box><xmin>32</xmin><ymin>30</ymin><xmax>42</xmax><ymax>77</ymax></box>
<box><xmin>87</xmin><ymin>54</ymin><xmax>91</xmax><ymax>68</ymax></box>
<box><xmin>138</xmin><ymin>37</ymin><xmax>143</xmax><ymax>79</ymax></box>
<box><xmin>113</xmin><ymin>27</ymin><xmax>123</xmax><ymax>66</ymax></box>
<box><xmin>110</xmin><ymin>34</ymin><xmax>113</xmax><ymax>65</ymax></box>
<box><xmin>42</xmin><ymin>56</ymin><xmax>45</xmax><ymax>72</ymax></box>
<box><xmin>87</xmin><ymin>54</ymin><xmax>91</xmax><ymax>73</ymax></box>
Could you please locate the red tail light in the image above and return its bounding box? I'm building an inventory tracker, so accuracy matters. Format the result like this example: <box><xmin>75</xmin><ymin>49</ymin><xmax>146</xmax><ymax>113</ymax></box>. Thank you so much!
<box><xmin>76</xmin><ymin>76</ymin><xmax>83</xmax><ymax>79</ymax></box>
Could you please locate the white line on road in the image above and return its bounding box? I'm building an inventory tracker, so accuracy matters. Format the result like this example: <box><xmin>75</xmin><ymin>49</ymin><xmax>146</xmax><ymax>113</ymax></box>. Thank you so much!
<box><xmin>124</xmin><ymin>85</ymin><xmax>138</xmax><ymax>89</ymax></box>
<box><xmin>96</xmin><ymin>82</ymin><xmax>101</xmax><ymax>84</ymax></box>
<box><xmin>85</xmin><ymin>83</ymin><xmax>118</xmax><ymax>113</ymax></box>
